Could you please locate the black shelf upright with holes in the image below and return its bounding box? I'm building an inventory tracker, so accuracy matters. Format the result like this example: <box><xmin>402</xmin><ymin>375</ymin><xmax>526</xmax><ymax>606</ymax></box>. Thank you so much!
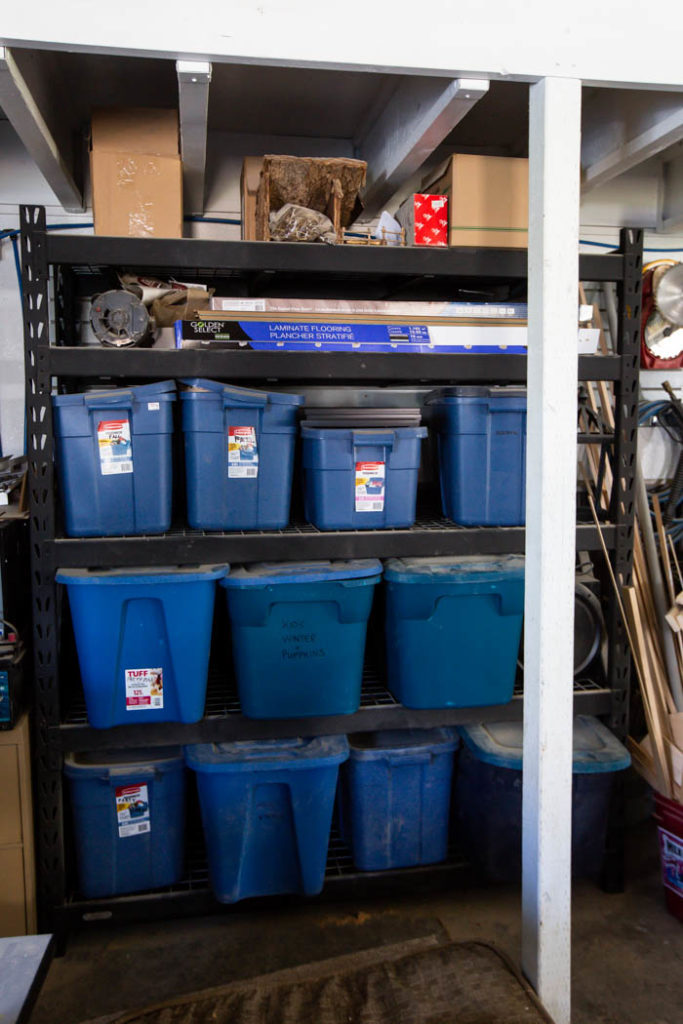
<box><xmin>20</xmin><ymin>205</ymin><xmax>642</xmax><ymax>932</ymax></box>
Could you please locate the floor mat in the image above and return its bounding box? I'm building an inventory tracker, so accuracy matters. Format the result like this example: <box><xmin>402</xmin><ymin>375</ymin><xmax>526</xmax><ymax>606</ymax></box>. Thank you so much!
<box><xmin>88</xmin><ymin>937</ymin><xmax>553</xmax><ymax>1024</ymax></box>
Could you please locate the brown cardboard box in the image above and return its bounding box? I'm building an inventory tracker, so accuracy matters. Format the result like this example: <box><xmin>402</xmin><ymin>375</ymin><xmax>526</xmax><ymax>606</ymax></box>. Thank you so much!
<box><xmin>90</xmin><ymin>108</ymin><xmax>183</xmax><ymax>238</ymax></box>
<box><xmin>422</xmin><ymin>154</ymin><xmax>528</xmax><ymax>248</ymax></box>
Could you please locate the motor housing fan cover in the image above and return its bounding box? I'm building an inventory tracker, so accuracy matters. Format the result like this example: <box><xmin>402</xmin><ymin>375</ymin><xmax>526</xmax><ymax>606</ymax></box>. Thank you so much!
<box><xmin>90</xmin><ymin>290</ymin><xmax>153</xmax><ymax>348</ymax></box>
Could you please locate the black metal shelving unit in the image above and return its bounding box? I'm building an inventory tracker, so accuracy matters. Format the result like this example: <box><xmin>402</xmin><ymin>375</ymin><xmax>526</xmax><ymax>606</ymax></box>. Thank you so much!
<box><xmin>20</xmin><ymin>205</ymin><xmax>642</xmax><ymax>931</ymax></box>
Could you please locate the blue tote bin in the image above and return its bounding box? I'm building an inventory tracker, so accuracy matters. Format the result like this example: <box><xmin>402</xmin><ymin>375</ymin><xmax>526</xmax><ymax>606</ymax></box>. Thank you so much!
<box><xmin>185</xmin><ymin>736</ymin><xmax>349</xmax><ymax>902</ymax></box>
<box><xmin>57</xmin><ymin>565</ymin><xmax>227</xmax><ymax>728</ymax></box>
<box><xmin>64</xmin><ymin>748</ymin><xmax>186</xmax><ymax>898</ymax></box>
<box><xmin>52</xmin><ymin>380</ymin><xmax>176</xmax><ymax>537</ymax></box>
<box><xmin>221</xmin><ymin>560</ymin><xmax>382</xmax><ymax>718</ymax></box>
<box><xmin>180</xmin><ymin>378</ymin><xmax>303</xmax><ymax>530</ymax></box>
<box><xmin>384</xmin><ymin>555</ymin><xmax>525</xmax><ymax>708</ymax></box>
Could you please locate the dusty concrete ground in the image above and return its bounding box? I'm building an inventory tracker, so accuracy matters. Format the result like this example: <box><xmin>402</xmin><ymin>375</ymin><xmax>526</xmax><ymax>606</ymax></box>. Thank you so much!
<box><xmin>31</xmin><ymin>818</ymin><xmax>682</xmax><ymax>1024</ymax></box>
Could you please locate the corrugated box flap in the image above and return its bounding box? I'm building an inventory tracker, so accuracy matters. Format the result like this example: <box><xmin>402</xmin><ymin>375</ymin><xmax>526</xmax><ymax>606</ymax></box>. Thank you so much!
<box><xmin>91</xmin><ymin>107</ymin><xmax>179</xmax><ymax>156</ymax></box>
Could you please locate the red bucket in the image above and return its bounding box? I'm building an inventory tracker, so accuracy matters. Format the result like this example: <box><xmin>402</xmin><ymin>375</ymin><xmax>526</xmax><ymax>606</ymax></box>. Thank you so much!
<box><xmin>654</xmin><ymin>792</ymin><xmax>683</xmax><ymax>922</ymax></box>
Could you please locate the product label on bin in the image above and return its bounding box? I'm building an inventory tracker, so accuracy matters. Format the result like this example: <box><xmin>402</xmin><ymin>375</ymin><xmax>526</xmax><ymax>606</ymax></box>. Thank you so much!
<box><xmin>97</xmin><ymin>419</ymin><xmax>133</xmax><ymax>475</ymax></box>
<box><xmin>115</xmin><ymin>784</ymin><xmax>150</xmax><ymax>838</ymax></box>
<box><xmin>355</xmin><ymin>461</ymin><xmax>385</xmax><ymax>512</ymax></box>
<box><xmin>659</xmin><ymin>826</ymin><xmax>683</xmax><ymax>896</ymax></box>
<box><xmin>228</xmin><ymin>426</ymin><xmax>259</xmax><ymax>478</ymax></box>
<box><xmin>125</xmin><ymin>668</ymin><xmax>163</xmax><ymax>710</ymax></box>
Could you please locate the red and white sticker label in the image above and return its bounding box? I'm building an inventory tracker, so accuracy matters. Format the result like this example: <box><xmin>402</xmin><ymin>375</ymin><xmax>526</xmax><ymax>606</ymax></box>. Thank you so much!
<box><xmin>125</xmin><ymin>668</ymin><xmax>163</xmax><ymax>710</ymax></box>
<box><xmin>115</xmin><ymin>784</ymin><xmax>151</xmax><ymax>838</ymax></box>
<box><xmin>228</xmin><ymin>426</ymin><xmax>259</xmax><ymax>478</ymax></box>
<box><xmin>355</xmin><ymin>461</ymin><xmax>385</xmax><ymax>512</ymax></box>
<box><xmin>97</xmin><ymin>419</ymin><xmax>133</xmax><ymax>475</ymax></box>
<box><xmin>659</xmin><ymin>826</ymin><xmax>683</xmax><ymax>897</ymax></box>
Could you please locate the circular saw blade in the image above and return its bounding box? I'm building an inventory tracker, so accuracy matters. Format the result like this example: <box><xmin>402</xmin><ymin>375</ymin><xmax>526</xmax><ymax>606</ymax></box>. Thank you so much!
<box><xmin>654</xmin><ymin>263</ymin><xmax>683</xmax><ymax>326</ymax></box>
<box><xmin>643</xmin><ymin>310</ymin><xmax>683</xmax><ymax>360</ymax></box>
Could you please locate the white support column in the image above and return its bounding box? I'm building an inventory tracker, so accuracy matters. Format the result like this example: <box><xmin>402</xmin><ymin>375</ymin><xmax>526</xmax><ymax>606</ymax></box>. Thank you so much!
<box><xmin>176</xmin><ymin>60</ymin><xmax>212</xmax><ymax>215</ymax></box>
<box><xmin>522</xmin><ymin>76</ymin><xmax>581</xmax><ymax>1024</ymax></box>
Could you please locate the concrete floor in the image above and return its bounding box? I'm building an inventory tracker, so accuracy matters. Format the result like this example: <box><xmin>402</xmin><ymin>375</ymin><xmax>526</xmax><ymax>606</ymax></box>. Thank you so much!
<box><xmin>31</xmin><ymin>818</ymin><xmax>682</xmax><ymax>1024</ymax></box>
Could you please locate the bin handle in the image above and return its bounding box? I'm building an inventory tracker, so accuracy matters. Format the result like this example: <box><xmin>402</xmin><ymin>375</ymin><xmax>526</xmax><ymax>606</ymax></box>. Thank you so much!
<box><xmin>221</xmin><ymin>388</ymin><xmax>268</xmax><ymax>409</ymax></box>
<box><xmin>352</xmin><ymin>430</ymin><xmax>396</xmax><ymax>448</ymax></box>
<box><xmin>84</xmin><ymin>392</ymin><xmax>133</xmax><ymax>410</ymax></box>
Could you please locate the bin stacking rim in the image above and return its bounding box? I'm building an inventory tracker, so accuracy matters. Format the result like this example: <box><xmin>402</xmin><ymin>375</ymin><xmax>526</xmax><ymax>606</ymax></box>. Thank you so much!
<box><xmin>222</xmin><ymin>559</ymin><xmax>382</xmax><ymax>587</ymax></box>
<box><xmin>179</xmin><ymin>378</ymin><xmax>304</xmax><ymax>407</ymax></box>
<box><xmin>348</xmin><ymin>728</ymin><xmax>459</xmax><ymax>760</ymax></box>
<box><xmin>384</xmin><ymin>555</ymin><xmax>525</xmax><ymax>584</ymax></box>
<box><xmin>185</xmin><ymin>736</ymin><xmax>350</xmax><ymax>773</ymax></box>
<box><xmin>64</xmin><ymin>747</ymin><xmax>184</xmax><ymax>775</ymax></box>
<box><xmin>56</xmin><ymin>565</ymin><xmax>228</xmax><ymax>586</ymax></box>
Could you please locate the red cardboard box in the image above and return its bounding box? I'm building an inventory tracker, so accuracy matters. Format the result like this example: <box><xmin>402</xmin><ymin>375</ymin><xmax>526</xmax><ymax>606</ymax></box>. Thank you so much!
<box><xmin>397</xmin><ymin>193</ymin><xmax>449</xmax><ymax>247</ymax></box>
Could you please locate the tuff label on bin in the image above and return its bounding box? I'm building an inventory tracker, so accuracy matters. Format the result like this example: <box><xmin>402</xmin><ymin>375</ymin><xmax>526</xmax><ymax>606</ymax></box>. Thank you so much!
<box><xmin>115</xmin><ymin>784</ymin><xmax>151</xmax><ymax>838</ymax></box>
<box><xmin>355</xmin><ymin>461</ymin><xmax>385</xmax><ymax>512</ymax></box>
<box><xmin>659</xmin><ymin>826</ymin><xmax>683</xmax><ymax>896</ymax></box>
<box><xmin>97</xmin><ymin>419</ymin><xmax>133</xmax><ymax>475</ymax></box>
<box><xmin>228</xmin><ymin>426</ymin><xmax>259</xmax><ymax>478</ymax></box>
<box><xmin>125</xmin><ymin>668</ymin><xmax>163</xmax><ymax>710</ymax></box>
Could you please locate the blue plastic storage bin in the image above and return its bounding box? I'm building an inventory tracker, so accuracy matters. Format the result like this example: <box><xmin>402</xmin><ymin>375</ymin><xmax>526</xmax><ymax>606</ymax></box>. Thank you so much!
<box><xmin>64</xmin><ymin>747</ymin><xmax>186</xmax><ymax>898</ymax></box>
<box><xmin>185</xmin><ymin>736</ymin><xmax>349</xmax><ymax>902</ymax></box>
<box><xmin>384</xmin><ymin>556</ymin><xmax>525</xmax><ymax>708</ymax></box>
<box><xmin>427</xmin><ymin>386</ymin><xmax>527</xmax><ymax>526</ymax></box>
<box><xmin>57</xmin><ymin>565</ymin><xmax>226</xmax><ymax>728</ymax></box>
<box><xmin>53</xmin><ymin>380</ymin><xmax>176</xmax><ymax>537</ymax></box>
<box><xmin>340</xmin><ymin>729</ymin><xmax>459</xmax><ymax>871</ymax></box>
<box><xmin>180</xmin><ymin>378</ymin><xmax>303</xmax><ymax>530</ymax></box>
<box><xmin>455</xmin><ymin>717</ymin><xmax>631</xmax><ymax>880</ymax></box>
<box><xmin>221</xmin><ymin>560</ymin><xmax>382</xmax><ymax>718</ymax></box>
<box><xmin>301</xmin><ymin>425</ymin><xmax>427</xmax><ymax>530</ymax></box>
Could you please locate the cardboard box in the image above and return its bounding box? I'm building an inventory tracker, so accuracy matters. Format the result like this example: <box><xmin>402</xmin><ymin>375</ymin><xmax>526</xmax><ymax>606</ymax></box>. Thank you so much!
<box><xmin>422</xmin><ymin>154</ymin><xmax>528</xmax><ymax>248</ymax></box>
<box><xmin>90</xmin><ymin>108</ymin><xmax>183</xmax><ymax>238</ymax></box>
<box><xmin>396</xmin><ymin>194</ymin><xmax>449</xmax><ymax>246</ymax></box>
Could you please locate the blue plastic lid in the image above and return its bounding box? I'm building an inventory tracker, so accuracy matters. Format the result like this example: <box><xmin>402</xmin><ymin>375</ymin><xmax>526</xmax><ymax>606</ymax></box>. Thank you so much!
<box><xmin>384</xmin><ymin>555</ymin><xmax>525</xmax><ymax>584</ymax></box>
<box><xmin>349</xmin><ymin>728</ymin><xmax>458</xmax><ymax>760</ymax></box>
<box><xmin>222</xmin><ymin>559</ymin><xmax>382</xmax><ymax>587</ymax></box>
<box><xmin>53</xmin><ymin>381</ymin><xmax>176</xmax><ymax>406</ymax></box>
<box><xmin>184</xmin><ymin>736</ymin><xmax>349</xmax><ymax>773</ymax></box>
<box><xmin>301</xmin><ymin>425</ymin><xmax>427</xmax><ymax>440</ymax></box>
<box><xmin>64</xmin><ymin>747</ymin><xmax>183</xmax><ymax>777</ymax></box>
<box><xmin>426</xmin><ymin>386</ymin><xmax>527</xmax><ymax>402</ymax></box>
<box><xmin>56</xmin><ymin>565</ymin><xmax>228</xmax><ymax>585</ymax></box>
<box><xmin>180</xmin><ymin>378</ymin><xmax>303</xmax><ymax>406</ymax></box>
<box><xmin>459</xmin><ymin>716</ymin><xmax>631</xmax><ymax>774</ymax></box>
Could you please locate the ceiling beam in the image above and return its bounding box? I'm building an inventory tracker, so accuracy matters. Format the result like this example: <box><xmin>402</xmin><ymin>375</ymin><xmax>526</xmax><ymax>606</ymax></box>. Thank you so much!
<box><xmin>582</xmin><ymin>90</ymin><xmax>683</xmax><ymax>193</ymax></box>
<box><xmin>176</xmin><ymin>59</ymin><xmax>212</xmax><ymax>215</ymax></box>
<box><xmin>0</xmin><ymin>46</ymin><xmax>82</xmax><ymax>211</ymax></box>
<box><xmin>356</xmin><ymin>77</ymin><xmax>489</xmax><ymax>216</ymax></box>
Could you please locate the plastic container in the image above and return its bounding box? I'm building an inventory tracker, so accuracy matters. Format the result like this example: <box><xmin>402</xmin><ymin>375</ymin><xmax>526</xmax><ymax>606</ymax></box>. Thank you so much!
<box><xmin>221</xmin><ymin>560</ymin><xmax>382</xmax><ymax>718</ymax></box>
<box><xmin>340</xmin><ymin>729</ymin><xmax>459</xmax><ymax>871</ymax></box>
<box><xmin>384</xmin><ymin>556</ymin><xmax>525</xmax><ymax>708</ymax></box>
<box><xmin>427</xmin><ymin>386</ymin><xmax>527</xmax><ymax>526</ymax></box>
<box><xmin>52</xmin><ymin>380</ymin><xmax>176</xmax><ymax>537</ymax></box>
<box><xmin>654</xmin><ymin>792</ymin><xmax>683</xmax><ymax>922</ymax></box>
<box><xmin>180</xmin><ymin>378</ymin><xmax>303</xmax><ymax>530</ymax></box>
<box><xmin>57</xmin><ymin>565</ymin><xmax>226</xmax><ymax>728</ymax></box>
<box><xmin>301</xmin><ymin>425</ymin><xmax>427</xmax><ymax>530</ymax></box>
<box><xmin>455</xmin><ymin>717</ymin><xmax>631</xmax><ymax>881</ymax></box>
<box><xmin>64</xmin><ymin>748</ymin><xmax>186</xmax><ymax>898</ymax></box>
<box><xmin>185</xmin><ymin>736</ymin><xmax>349</xmax><ymax>902</ymax></box>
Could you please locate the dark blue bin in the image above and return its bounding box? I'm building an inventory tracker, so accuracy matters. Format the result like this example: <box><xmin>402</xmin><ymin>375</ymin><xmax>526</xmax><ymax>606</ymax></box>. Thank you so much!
<box><xmin>301</xmin><ymin>425</ymin><xmax>427</xmax><ymax>530</ymax></box>
<box><xmin>64</xmin><ymin>748</ymin><xmax>186</xmax><ymax>898</ymax></box>
<box><xmin>180</xmin><ymin>378</ymin><xmax>303</xmax><ymax>530</ymax></box>
<box><xmin>455</xmin><ymin>717</ymin><xmax>631</xmax><ymax>881</ymax></box>
<box><xmin>185</xmin><ymin>736</ymin><xmax>349</xmax><ymax>902</ymax></box>
<box><xmin>57</xmin><ymin>565</ymin><xmax>226</xmax><ymax>728</ymax></box>
<box><xmin>221</xmin><ymin>560</ymin><xmax>382</xmax><ymax>718</ymax></box>
<box><xmin>340</xmin><ymin>729</ymin><xmax>458</xmax><ymax>871</ymax></box>
<box><xmin>427</xmin><ymin>386</ymin><xmax>527</xmax><ymax>526</ymax></box>
<box><xmin>384</xmin><ymin>556</ymin><xmax>525</xmax><ymax>708</ymax></box>
<box><xmin>53</xmin><ymin>380</ymin><xmax>176</xmax><ymax>537</ymax></box>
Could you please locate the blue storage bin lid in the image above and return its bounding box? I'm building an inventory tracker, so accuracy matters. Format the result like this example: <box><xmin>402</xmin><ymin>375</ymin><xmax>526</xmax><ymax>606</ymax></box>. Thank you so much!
<box><xmin>184</xmin><ymin>736</ymin><xmax>349</xmax><ymax>772</ymax></box>
<box><xmin>425</xmin><ymin>385</ymin><xmax>527</xmax><ymax>402</ymax></box>
<box><xmin>301</xmin><ymin>425</ymin><xmax>427</xmax><ymax>441</ymax></box>
<box><xmin>53</xmin><ymin>381</ymin><xmax>176</xmax><ymax>407</ymax></box>
<box><xmin>57</xmin><ymin>565</ymin><xmax>228</xmax><ymax>585</ymax></box>
<box><xmin>179</xmin><ymin>378</ymin><xmax>303</xmax><ymax>407</ymax></box>
<box><xmin>222</xmin><ymin>559</ymin><xmax>382</xmax><ymax>587</ymax></box>
<box><xmin>459</xmin><ymin>716</ymin><xmax>631</xmax><ymax>774</ymax></box>
<box><xmin>384</xmin><ymin>555</ymin><xmax>525</xmax><ymax>584</ymax></box>
<box><xmin>348</xmin><ymin>728</ymin><xmax>458</xmax><ymax>760</ymax></box>
<box><xmin>64</xmin><ymin>747</ymin><xmax>183</xmax><ymax>778</ymax></box>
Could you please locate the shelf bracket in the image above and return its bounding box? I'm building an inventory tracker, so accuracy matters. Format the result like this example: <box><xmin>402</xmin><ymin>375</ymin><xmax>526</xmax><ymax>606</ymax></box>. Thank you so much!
<box><xmin>176</xmin><ymin>60</ymin><xmax>212</xmax><ymax>216</ymax></box>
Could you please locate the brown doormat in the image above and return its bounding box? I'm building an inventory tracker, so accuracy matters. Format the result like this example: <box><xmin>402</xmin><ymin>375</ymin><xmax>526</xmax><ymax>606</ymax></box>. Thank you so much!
<box><xmin>86</xmin><ymin>937</ymin><xmax>554</xmax><ymax>1024</ymax></box>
